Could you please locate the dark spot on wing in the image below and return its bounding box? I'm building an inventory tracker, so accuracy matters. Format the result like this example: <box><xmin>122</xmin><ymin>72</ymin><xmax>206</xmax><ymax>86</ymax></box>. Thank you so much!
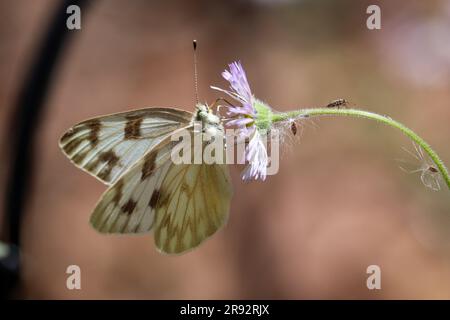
<box><xmin>180</xmin><ymin>182</ymin><xmax>190</xmax><ymax>194</ymax></box>
<box><xmin>72</xmin><ymin>148</ymin><xmax>90</xmax><ymax>165</ymax></box>
<box><xmin>61</xmin><ymin>119</ymin><xmax>101</xmax><ymax>154</ymax></box>
<box><xmin>124</xmin><ymin>116</ymin><xmax>143</xmax><ymax>139</ymax></box>
<box><xmin>61</xmin><ymin>125</ymin><xmax>86</xmax><ymax>155</ymax></box>
<box><xmin>99</xmin><ymin>150</ymin><xmax>119</xmax><ymax>164</ymax></box>
<box><xmin>86</xmin><ymin>119</ymin><xmax>102</xmax><ymax>146</ymax></box>
<box><xmin>62</xmin><ymin>137</ymin><xmax>84</xmax><ymax>155</ymax></box>
<box><xmin>97</xmin><ymin>150</ymin><xmax>120</xmax><ymax>181</ymax></box>
<box><xmin>121</xmin><ymin>199</ymin><xmax>137</xmax><ymax>215</ymax></box>
<box><xmin>61</xmin><ymin>125</ymin><xmax>82</xmax><ymax>143</ymax></box>
<box><xmin>157</xmin><ymin>188</ymin><xmax>170</xmax><ymax>210</ymax></box>
<box><xmin>112</xmin><ymin>180</ymin><xmax>124</xmax><ymax>205</ymax></box>
<box><xmin>149</xmin><ymin>190</ymin><xmax>160</xmax><ymax>209</ymax></box>
<box><xmin>141</xmin><ymin>152</ymin><xmax>157</xmax><ymax>181</ymax></box>
<box><xmin>85</xmin><ymin>157</ymin><xmax>100</xmax><ymax>171</ymax></box>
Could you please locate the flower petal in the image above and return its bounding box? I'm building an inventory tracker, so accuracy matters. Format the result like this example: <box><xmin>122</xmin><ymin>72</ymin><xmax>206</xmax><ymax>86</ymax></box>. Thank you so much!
<box><xmin>241</xmin><ymin>130</ymin><xmax>268</xmax><ymax>181</ymax></box>
<box><xmin>223</xmin><ymin>61</ymin><xmax>253</xmax><ymax>105</ymax></box>
<box><xmin>227</xmin><ymin>118</ymin><xmax>254</xmax><ymax>127</ymax></box>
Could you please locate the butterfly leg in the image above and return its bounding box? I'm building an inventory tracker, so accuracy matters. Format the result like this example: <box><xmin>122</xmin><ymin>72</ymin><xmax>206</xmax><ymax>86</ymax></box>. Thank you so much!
<box><xmin>209</xmin><ymin>97</ymin><xmax>235</xmax><ymax>118</ymax></box>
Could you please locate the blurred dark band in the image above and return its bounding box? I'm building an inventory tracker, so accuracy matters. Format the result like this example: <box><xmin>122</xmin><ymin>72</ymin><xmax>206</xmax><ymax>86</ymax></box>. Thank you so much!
<box><xmin>2</xmin><ymin>0</ymin><xmax>91</xmax><ymax>298</ymax></box>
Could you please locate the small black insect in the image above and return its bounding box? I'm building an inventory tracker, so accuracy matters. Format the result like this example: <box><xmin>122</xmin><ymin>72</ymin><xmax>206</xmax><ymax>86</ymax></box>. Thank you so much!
<box><xmin>326</xmin><ymin>98</ymin><xmax>349</xmax><ymax>108</ymax></box>
<box><xmin>290</xmin><ymin>122</ymin><xmax>297</xmax><ymax>135</ymax></box>
<box><xmin>428</xmin><ymin>166</ymin><xmax>438</xmax><ymax>173</ymax></box>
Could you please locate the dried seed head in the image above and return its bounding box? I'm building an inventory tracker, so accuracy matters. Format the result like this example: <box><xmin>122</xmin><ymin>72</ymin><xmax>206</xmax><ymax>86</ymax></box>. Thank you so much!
<box><xmin>397</xmin><ymin>142</ymin><xmax>442</xmax><ymax>191</ymax></box>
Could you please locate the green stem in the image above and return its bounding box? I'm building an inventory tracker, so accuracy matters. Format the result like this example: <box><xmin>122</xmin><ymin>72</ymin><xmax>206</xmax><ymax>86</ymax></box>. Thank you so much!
<box><xmin>272</xmin><ymin>108</ymin><xmax>450</xmax><ymax>190</ymax></box>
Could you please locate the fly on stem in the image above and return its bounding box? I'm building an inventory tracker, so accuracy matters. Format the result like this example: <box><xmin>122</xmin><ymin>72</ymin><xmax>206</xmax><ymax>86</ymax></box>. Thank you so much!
<box><xmin>326</xmin><ymin>98</ymin><xmax>350</xmax><ymax>109</ymax></box>
<box><xmin>397</xmin><ymin>141</ymin><xmax>443</xmax><ymax>191</ymax></box>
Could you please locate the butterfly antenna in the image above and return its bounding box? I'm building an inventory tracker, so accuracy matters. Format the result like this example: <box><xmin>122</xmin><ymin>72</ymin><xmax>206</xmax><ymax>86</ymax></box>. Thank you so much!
<box><xmin>193</xmin><ymin>40</ymin><xmax>199</xmax><ymax>105</ymax></box>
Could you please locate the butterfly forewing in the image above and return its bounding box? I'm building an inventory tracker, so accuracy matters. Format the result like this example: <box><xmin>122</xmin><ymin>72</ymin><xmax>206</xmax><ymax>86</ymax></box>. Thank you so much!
<box><xmin>59</xmin><ymin>107</ymin><xmax>192</xmax><ymax>185</ymax></box>
<box><xmin>89</xmin><ymin>130</ymin><xmax>182</xmax><ymax>234</ymax></box>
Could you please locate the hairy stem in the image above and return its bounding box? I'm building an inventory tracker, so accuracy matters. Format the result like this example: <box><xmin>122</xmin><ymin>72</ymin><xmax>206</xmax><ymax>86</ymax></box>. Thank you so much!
<box><xmin>272</xmin><ymin>108</ymin><xmax>450</xmax><ymax>190</ymax></box>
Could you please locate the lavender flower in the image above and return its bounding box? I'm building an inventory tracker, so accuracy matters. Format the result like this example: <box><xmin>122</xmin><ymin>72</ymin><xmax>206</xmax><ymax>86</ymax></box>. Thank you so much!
<box><xmin>211</xmin><ymin>61</ymin><xmax>272</xmax><ymax>181</ymax></box>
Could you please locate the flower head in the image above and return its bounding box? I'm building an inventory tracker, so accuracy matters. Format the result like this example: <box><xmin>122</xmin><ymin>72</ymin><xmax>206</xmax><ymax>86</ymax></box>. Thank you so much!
<box><xmin>211</xmin><ymin>62</ymin><xmax>256</xmax><ymax>133</ymax></box>
<box><xmin>211</xmin><ymin>61</ymin><xmax>272</xmax><ymax>181</ymax></box>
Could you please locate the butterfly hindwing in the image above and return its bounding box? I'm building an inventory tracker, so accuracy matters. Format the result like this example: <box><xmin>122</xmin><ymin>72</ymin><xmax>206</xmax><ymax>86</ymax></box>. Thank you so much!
<box><xmin>59</xmin><ymin>107</ymin><xmax>192</xmax><ymax>185</ymax></box>
<box><xmin>154</xmin><ymin>162</ymin><xmax>232</xmax><ymax>254</ymax></box>
<box><xmin>89</xmin><ymin>125</ymin><xmax>233</xmax><ymax>254</ymax></box>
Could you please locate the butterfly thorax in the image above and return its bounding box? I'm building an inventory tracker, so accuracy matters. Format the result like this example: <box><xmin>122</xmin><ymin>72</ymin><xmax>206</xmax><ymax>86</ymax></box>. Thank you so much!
<box><xmin>192</xmin><ymin>103</ymin><xmax>224</xmax><ymax>136</ymax></box>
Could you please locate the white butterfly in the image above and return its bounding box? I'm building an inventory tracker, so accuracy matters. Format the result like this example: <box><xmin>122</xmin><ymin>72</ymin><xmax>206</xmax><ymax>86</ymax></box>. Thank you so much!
<box><xmin>59</xmin><ymin>104</ymin><xmax>233</xmax><ymax>254</ymax></box>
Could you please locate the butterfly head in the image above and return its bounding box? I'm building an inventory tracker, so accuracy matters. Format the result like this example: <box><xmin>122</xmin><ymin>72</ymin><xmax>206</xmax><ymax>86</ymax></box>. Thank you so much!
<box><xmin>194</xmin><ymin>103</ymin><xmax>220</xmax><ymax>124</ymax></box>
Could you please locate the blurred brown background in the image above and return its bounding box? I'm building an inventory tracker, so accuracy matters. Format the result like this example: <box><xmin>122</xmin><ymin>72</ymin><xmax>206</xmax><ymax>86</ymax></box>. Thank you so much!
<box><xmin>1</xmin><ymin>0</ymin><xmax>450</xmax><ymax>299</ymax></box>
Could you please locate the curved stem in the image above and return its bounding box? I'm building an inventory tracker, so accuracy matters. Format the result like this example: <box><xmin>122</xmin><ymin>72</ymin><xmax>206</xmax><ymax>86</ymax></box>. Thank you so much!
<box><xmin>272</xmin><ymin>108</ymin><xmax>450</xmax><ymax>190</ymax></box>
